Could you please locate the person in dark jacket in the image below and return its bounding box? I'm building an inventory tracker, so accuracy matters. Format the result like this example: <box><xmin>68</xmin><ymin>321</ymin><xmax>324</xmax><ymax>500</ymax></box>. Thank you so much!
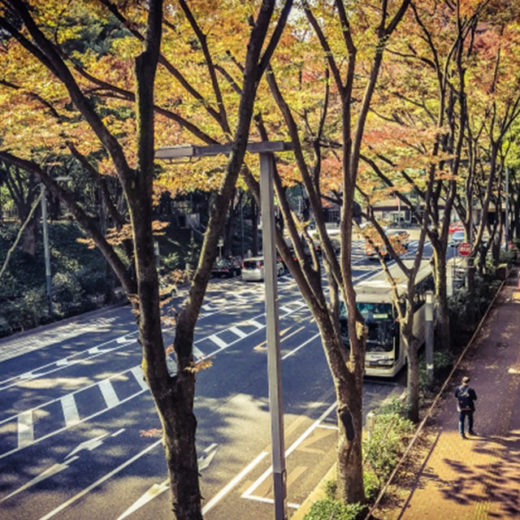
<box><xmin>454</xmin><ymin>376</ymin><xmax>477</xmax><ymax>439</ymax></box>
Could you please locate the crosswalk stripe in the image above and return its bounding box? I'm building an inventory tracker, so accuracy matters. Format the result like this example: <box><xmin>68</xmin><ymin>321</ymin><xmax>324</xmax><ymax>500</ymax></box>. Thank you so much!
<box><xmin>209</xmin><ymin>334</ymin><xmax>227</xmax><ymax>348</ymax></box>
<box><xmin>130</xmin><ymin>366</ymin><xmax>148</xmax><ymax>391</ymax></box>
<box><xmin>229</xmin><ymin>326</ymin><xmax>247</xmax><ymax>339</ymax></box>
<box><xmin>99</xmin><ymin>380</ymin><xmax>119</xmax><ymax>409</ymax></box>
<box><xmin>61</xmin><ymin>394</ymin><xmax>80</xmax><ymax>427</ymax></box>
<box><xmin>18</xmin><ymin>411</ymin><xmax>34</xmax><ymax>448</ymax></box>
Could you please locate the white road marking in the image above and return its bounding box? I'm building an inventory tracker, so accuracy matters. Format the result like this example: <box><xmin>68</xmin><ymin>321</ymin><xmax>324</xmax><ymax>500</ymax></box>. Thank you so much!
<box><xmin>241</xmin><ymin>401</ymin><xmax>337</xmax><ymax>500</ymax></box>
<box><xmin>131</xmin><ymin>366</ymin><xmax>148</xmax><ymax>391</ymax></box>
<box><xmin>60</xmin><ymin>394</ymin><xmax>80</xmax><ymax>428</ymax></box>
<box><xmin>0</xmin><ymin>368</ymin><xmax>149</xmax><ymax>460</ymax></box>
<box><xmin>0</xmin><ymin>331</ymin><xmax>139</xmax><ymax>391</ymax></box>
<box><xmin>242</xmin><ymin>494</ymin><xmax>300</xmax><ymax>509</ymax></box>
<box><xmin>281</xmin><ymin>333</ymin><xmax>321</xmax><ymax>360</ymax></box>
<box><xmin>38</xmin><ymin>440</ymin><xmax>163</xmax><ymax>520</ymax></box>
<box><xmin>99</xmin><ymin>380</ymin><xmax>119</xmax><ymax>409</ymax></box>
<box><xmin>118</xmin><ymin>443</ymin><xmax>218</xmax><ymax>519</ymax></box>
<box><xmin>193</xmin><ymin>347</ymin><xmax>206</xmax><ymax>360</ymax></box>
<box><xmin>117</xmin><ymin>480</ymin><xmax>169</xmax><ymax>520</ymax></box>
<box><xmin>229</xmin><ymin>326</ymin><xmax>248</xmax><ymax>338</ymax></box>
<box><xmin>317</xmin><ymin>424</ymin><xmax>338</xmax><ymax>430</ymax></box>
<box><xmin>17</xmin><ymin>411</ymin><xmax>34</xmax><ymax>448</ymax></box>
<box><xmin>0</xmin><ymin>456</ymin><xmax>80</xmax><ymax>504</ymax></box>
<box><xmin>247</xmin><ymin>319</ymin><xmax>264</xmax><ymax>329</ymax></box>
<box><xmin>202</xmin><ymin>451</ymin><xmax>269</xmax><ymax>515</ymax></box>
<box><xmin>209</xmin><ymin>334</ymin><xmax>228</xmax><ymax>349</ymax></box>
<box><xmin>67</xmin><ymin>434</ymin><xmax>108</xmax><ymax>458</ymax></box>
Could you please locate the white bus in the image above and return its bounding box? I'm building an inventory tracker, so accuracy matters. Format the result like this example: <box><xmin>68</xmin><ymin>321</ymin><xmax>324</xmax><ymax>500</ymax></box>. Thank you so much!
<box><xmin>339</xmin><ymin>260</ymin><xmax>434</xmax><ymax>377</ymax></box>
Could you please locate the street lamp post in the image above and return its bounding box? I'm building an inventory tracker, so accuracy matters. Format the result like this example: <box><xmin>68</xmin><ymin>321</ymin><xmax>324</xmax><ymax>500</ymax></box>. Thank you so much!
<box><xmin>505</xmin><ymin>166</ymin><xmax>510</xmax><ymax>250</ymax></box>
<box><xmin>41</xmin><ymin>184</ymin><xmax>53</xmax><ymax>316</ymax></box>
<box><xmin>425</xmin><ymin>290</ymin><xmax>434</xmax><ymax>385</ymax></box>
<box><xmin>156</xmin><ymin>141</ymin><xmax>292</xmax><ymax>520</ymax></box>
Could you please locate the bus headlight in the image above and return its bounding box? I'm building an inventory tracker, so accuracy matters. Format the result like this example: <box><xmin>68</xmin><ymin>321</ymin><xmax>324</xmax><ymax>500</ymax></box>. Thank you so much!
<box><xmin>367</xmin><ymin>355</ymin><xmax>394</xmax><ymax>366</ymax></box>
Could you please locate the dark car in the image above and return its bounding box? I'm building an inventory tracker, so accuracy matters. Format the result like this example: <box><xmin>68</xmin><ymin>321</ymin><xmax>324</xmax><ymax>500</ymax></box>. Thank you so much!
<box><xmin>211</xmin><ymin>257</ymin><xmax>241</xmax><ymax>278</ymax></box>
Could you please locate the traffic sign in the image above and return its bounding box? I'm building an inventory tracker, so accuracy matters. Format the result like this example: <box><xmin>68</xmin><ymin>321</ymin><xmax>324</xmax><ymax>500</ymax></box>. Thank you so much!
<box><xmin>458</xmin><ymin>242</ymin><xmax>472</xmax><ymax>256</ymax></box>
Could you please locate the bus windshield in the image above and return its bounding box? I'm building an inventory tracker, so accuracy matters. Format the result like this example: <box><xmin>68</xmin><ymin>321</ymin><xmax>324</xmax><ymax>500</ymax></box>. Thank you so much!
<box><xmin>340</xmin><ymin>302</ymin><xmax>395</xmax><ymax>352</ymax></box>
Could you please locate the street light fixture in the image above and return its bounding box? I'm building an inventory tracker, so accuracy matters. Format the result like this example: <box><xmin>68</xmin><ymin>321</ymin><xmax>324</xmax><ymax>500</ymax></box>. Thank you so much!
<box><xmin>156</xmin><ymin>141</ymin><xmax>292</xmax><ymax>520</ymax></box>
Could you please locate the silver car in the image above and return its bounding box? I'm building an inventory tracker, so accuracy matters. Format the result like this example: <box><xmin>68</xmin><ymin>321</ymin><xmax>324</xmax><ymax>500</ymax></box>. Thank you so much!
<box><xmin>241</xmin><ymin>256</ymin><xmax>285</xmax><ymax>281</ymax></box>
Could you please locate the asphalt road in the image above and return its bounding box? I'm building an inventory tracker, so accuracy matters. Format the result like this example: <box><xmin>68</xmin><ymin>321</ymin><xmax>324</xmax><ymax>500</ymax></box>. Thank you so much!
<box><xmin>0</xmin><ymin>239</ymin><xmax>425</xmax><ymax>520</ymax></box>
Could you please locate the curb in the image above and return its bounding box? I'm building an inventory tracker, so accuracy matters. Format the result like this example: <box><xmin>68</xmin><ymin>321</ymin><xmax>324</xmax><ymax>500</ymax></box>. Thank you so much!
<box><xmin>290</xmin><ymin>464</ymin><xmax>337</xmax><ymax>519</ymax></box>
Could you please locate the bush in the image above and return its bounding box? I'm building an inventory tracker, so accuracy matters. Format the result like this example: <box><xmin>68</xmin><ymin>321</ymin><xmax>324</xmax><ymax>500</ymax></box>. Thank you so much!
<box><xmin>304</xmin><ymin>498</ymin><xmax>366</xmax><ymax>520</ymax></box>
<box><xmin>363</xmin><ymin>399</ymin><xmax>414</xmax><ymax>485</ymax></box>
<box><xmin>448</xmin><ymin>271</ymin><xmax>501</xmax><ymax>345</ymax></box>
<box><xmin>418</xmin><ymin>350</ymin><xmax>454</xmax><ymax>394</ymax></box>
<box><xmin>2</xmin><ymin>288</ymin><xmax>49</xmax><ymax>333</ymax></box>
<box><xmin>363</xmin><ymin>471</ymin><xmax>380</xmax><ymax>503</ymax></box>
<box><xmin>52</xmin><ymin>271</ymin><xmax>85</xmax><ymax>318</ymax></box>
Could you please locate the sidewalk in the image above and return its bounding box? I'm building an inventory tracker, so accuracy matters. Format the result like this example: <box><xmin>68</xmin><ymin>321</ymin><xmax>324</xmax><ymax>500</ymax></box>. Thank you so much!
<box><xmin>375</xmin><ymin>275</ymin><xmax>520</xmax><ymax>519</ymax></box>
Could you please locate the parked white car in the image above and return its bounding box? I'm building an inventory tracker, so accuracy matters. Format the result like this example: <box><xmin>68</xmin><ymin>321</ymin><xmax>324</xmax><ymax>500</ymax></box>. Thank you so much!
<box><xmin>241</xmin><ymin>256</ymin><xmax>285</xmax><ymax>281</ymax></box>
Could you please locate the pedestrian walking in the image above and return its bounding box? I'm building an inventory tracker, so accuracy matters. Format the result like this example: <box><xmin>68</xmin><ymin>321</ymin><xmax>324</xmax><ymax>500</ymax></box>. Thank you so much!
<box><xmin>454</xmin><ymin>376</ymin><xmax>477</xmax><ymax>439</ymax></box>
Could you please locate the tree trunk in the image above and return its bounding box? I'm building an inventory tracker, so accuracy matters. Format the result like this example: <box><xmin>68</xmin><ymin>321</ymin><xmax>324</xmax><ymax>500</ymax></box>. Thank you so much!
<box><xmin>251</xmin><ymin>199</ymin><xmax>259</xmax><ymax>256</ymax></box>
<box><xmin>433</xmin><ymin>246</ymin><xmax>450</xmax><ymax>349</ymax></box>
<box><xmin>22</xmin><ymin>217</ymin><xmax>37</xmax><ymax>256</ymax></box>
<box><xmin>336</xmin><ymin>379</ymin><xmax>365</xmax><ymax>503</ymax></box>
<box><xmin>406</xmin><ymin>337</ymin><xmax>420</xmax><ymax>423</ymax></box>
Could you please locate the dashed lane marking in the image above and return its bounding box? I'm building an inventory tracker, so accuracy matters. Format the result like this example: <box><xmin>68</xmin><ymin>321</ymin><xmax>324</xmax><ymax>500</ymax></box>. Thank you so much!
<box><xmin>209</xmin><ymin>334</ymin><xmax>228</xmax><ymax>349</ymax></box>
<box><xmin>130</xmin><ymin>366</ymin><xmax>148</xmax><ymax>391</ymax></box>
<box><xmin>61</xmin><ymin>394</ymin><xmax>80</xmax><ymax>428</ymax></box>
<box><xmin>0</xmin><ymin>366</ymin><xmax>148</xmax><ymax>460</ymax></box>
<box><xmin>99</xmin><ymin>380</ymin><xmax>120</xmax><ymax>409</ymax></box>
<box><xmin>17</xmin><ymin>410</ymin><xmax>34</xmax><ymax>448</ymax></box>
<box><xmin>229</xmin><ymin>326</ymin><xmax>248</xmax><ymax>339</ymax></box>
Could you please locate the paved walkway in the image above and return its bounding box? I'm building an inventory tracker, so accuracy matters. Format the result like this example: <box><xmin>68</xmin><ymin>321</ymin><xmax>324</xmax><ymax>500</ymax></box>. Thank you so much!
<box><xmin>377</xmin><ymin>275</ymin><xmax>520</xmax><ymax>519</ymax></box>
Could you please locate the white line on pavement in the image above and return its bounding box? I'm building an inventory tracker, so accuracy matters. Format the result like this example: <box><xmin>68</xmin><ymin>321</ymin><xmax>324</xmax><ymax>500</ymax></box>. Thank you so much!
<box><xmin>130</xmin><ymin>366</ymin><xmax>148</xmax><ymax>391</ymax></box>
<box><xmin>38</xmin><ymin>440</ymin><xmax>163</xmax><ymax>520</ymax></box>
<box><xmin>99</xmin><ymin>380</ymin><xmax>119</xmax><ymax>409</ymax></box>
<box><xmin>17</xmin><ymin>410</ymin><xmax>34</xmax><ymax>448</ymax></box>
<box><xmin>201</xmin><ymin>451</ymin><xmax>269</xmax><ymax>515</ymax></box>
<box><xmin>229</xmin><ymin>326</ymin><xmax>248</xmax><ymax>339</ymax></box>
<box><xmin>281</xmin><ymin>333</ymin><xmax>321</xmax><ymax>360</ymax></box>
<box><xmin>209</xmin><ymin>334</ymin><xmax>228</xmax><ymax>349</ymax></box>
<box><xmin>241</xmin><ymin>401</ymin><xmax>337</xmax><ymax>500</ymax></box>
<box><xmin>60</xmin><ymin>394</ymin><xmax>80</xmax><ymax>428</ymax></box>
